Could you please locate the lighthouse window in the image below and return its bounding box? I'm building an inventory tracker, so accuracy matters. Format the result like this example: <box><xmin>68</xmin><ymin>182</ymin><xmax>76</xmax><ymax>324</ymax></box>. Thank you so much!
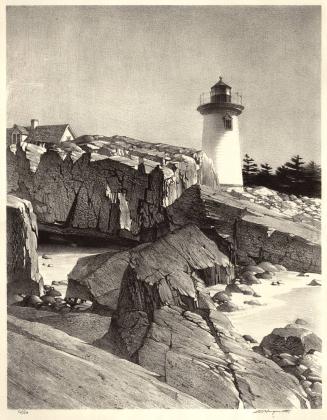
<box><xmin>223</xmin><ymin>115</ymin><xmax>232</xmax><ymax>130</ymax></box>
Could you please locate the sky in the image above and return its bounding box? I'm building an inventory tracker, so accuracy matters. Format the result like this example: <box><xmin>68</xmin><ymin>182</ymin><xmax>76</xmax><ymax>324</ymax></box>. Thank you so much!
<box><xmin>6</xmin><ymin>6</ymin><xmax>321</xmax><ymax>168</ymax></box>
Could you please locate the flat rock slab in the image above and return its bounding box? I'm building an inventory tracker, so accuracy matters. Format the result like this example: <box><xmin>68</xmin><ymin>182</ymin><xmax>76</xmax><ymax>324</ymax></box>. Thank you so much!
<box><xmin>7</xmin><ymin>315</ymin><xmax>209</xmax><ymax>409</ymax></box>
<box><xmin>8</xmin><ymin>305</ymin><xmax>111</xmax><ymax>344</ymax></box>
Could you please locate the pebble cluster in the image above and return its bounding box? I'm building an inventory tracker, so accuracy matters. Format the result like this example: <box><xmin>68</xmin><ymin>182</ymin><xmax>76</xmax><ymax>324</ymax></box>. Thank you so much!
<box><xmin>229</xmin><ymin>186</ymin><xmax>321</xmax><ymax>226</ymax></box>
<box><xmin>11</xmin><ymin>285</ymin><xmax>92</xmax><ymax>314</ymax></box>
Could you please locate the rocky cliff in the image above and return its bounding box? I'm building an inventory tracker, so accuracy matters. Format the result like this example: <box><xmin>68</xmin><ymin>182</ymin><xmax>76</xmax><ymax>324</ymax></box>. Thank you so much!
<box><xmin>7</xmin><ymin>137</ymin><xmax>218</xmax><ymax>242</ymax></box>
<box><xmin>7</xmin><ymin>195</ymin><xmax>43</xmax><ymax>297</ymax></box>
<box><xmin>167</xmin><ymin>185</ymin><xmax>321</xmax><ymax>273</ymax></box>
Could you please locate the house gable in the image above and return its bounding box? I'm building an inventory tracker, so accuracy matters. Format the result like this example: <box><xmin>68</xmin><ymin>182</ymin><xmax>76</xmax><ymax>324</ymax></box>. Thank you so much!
<box><xmin>60</xmin><ymin>125</ymin><xmax>76</xmax><ymax>142</ymax></box>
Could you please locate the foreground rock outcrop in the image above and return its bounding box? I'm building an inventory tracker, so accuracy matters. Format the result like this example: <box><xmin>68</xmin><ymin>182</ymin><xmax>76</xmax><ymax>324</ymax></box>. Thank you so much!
<box><xmin>7</xmin><ymin>136</ymin><xmax>218</xmax><ymax>242</ymax></box>
<box><xmin>7</xmin><ymin>195</ymin><xmax>43</xmax><ymax>297</ymax></box>
<box><xmin>66</xmin><ymin>225</ymin><xmax>234</xmax><ymax>312</ymax></box>
<box><xmin>94</xmin><ymin>229</ymin><xmax>308</xmax><ymax>408</ymax></box>
<box><xmin>167</xmin><ymin>185</ymin><xmax>320</xmax><ymax>273</ymax></box>
<box><xmin>7</xmin><ymin>315</ymin><xmax>208</xmax><ymax>409</ymax></box>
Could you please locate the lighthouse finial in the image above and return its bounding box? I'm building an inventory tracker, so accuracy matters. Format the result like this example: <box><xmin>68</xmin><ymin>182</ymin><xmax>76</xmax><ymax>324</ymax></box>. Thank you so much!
<box><xmin>219</xmin><ymin>76</ymin><xmax>223</xmax><ymax>81</ymax></box>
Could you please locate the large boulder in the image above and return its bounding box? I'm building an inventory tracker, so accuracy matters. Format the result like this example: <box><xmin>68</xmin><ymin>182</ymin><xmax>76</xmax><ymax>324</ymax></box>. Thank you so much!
<box><xmin>67</xmin><ymin>225</ymin><xmax>234</xmax><ymax>312</ymax></box>
<box><xmin>7</xmin><ymin>195</ymin><xmax>43</xmax><ymax>297</ymax></box>
<box><xmin>260</xmin><ymin>326</ymin><xmax>322</xmax><ymax>356</ymax></box>
<box><xmin>96</xmin><ymin>233</ymin><xmax>308</xmax><ymax>409</ymax></box>
<box><xmin>167</xmin><ymin>185</ymin><xmax>320</xmax><ymax>273</ymax></box>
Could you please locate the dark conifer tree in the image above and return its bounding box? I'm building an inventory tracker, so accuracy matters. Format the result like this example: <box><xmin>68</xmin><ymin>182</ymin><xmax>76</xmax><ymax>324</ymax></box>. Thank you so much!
<box><xmin>303</xmin><ymin>161</ymin><xmax>321</xmax><ymax>197</ymax></box>
<box><xmin>256</xmin><ymin>162</ymin><xmax>273</xmax><ymax>187</ymax></box>
<box><xmin>242</xmin><ymin>154</ymin><xmax>258</xmax><ymax>185</ymax></box>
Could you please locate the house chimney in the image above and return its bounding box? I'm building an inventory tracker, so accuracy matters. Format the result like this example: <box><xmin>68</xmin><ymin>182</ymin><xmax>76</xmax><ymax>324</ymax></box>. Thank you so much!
<box><xmin>31</xmin><ymin>119</ymin><xmax>39</xmax><ymax>130</ymax></box>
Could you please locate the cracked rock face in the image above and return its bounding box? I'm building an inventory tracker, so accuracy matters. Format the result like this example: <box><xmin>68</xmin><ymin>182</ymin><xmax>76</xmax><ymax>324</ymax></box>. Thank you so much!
<box><xmin>95</xmin><ymin>228</ymin><xmax>307</xmax><ymax>409</ymax></box>
<box><xmin>7</xmin><ymin>139</ymin><xmax>218</xmax><ymax>242</ymax></box>
<box><xmin>7</xmin><ymin>195</ymin><xmax>43</xmax><ymax>297</ymax></box>
<box><xmin>67</xmin><ymin>225</ymin><xmax>234</xmax><ymax>312</ymax></box>
<box><xmin>167</xmin><ymin>185</ymin><xmax>321</xmax><ymax>273</ymax></box>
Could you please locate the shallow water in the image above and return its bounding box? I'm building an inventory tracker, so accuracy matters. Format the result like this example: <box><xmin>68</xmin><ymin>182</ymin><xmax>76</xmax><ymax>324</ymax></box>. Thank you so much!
<box><xmin>229</xmin><ymin>280</ymin><xmax>323</xmax><ymax>342</ymax></box>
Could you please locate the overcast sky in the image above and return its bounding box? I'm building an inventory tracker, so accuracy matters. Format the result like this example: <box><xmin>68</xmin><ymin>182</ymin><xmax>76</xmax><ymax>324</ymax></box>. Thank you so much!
<box><xmin>7</xmin><ymin>6</ymin><xmax>321</xmax><ymax>168</ymax></box>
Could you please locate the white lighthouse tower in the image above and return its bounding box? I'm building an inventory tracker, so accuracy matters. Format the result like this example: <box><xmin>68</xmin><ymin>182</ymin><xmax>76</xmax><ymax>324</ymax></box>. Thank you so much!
<box><xmin>197</xmin><ymin>77</ymin><xmax>244</xmax><ymax>189</ymax></box>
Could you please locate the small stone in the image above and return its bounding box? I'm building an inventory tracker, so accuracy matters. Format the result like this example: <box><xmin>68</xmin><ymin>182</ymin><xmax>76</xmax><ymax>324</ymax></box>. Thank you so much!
<box><xmin>307</xmin><ymin>375</ymin><xmax>321</xmax><ymax>383</ymax></box>
<box><xmin>274</xmin><ymin>264</ymin><xmax>287</xmax><ymax>271</ymax></box>
<box><xmin>46</xmin><ymin>288</ymin><xmax>62</xmax><ymax>297</ymax></box>
<box><xmin>58</xmin><ymin>280</ymin><xmax>68</xmax><ymax>285</ymax></box>
<box><xmin>242</xmin><ymin>265</ymin><xmax>265</xmax><ymax>274</ymax></box>
<box><xmin>9</xmin><ymin>294</ymin><xmax>24</xmax><ymax>305</ymax></box>
<box><xmin>301</xmin><ymin>380</ymin><xmax>312</xmax><ymax>389</ymax></box>
<box><xmin>40</xmin><ymin>295</ymin><xmax>56</xmax><ymax>304</ymax></box>
<box><xmin>42</xmin><ymin>254</ymin><xmax>51</xmax><ymax>259</ymax></box>
<box><xmin>311</xmin><ymin>382</ymin><xmax>322</xmax><ymax>393</ymax></box>
<box><xmin>212</xmin><ymin>291</ymin><xmax>231</xmax><ymax>304</ymax></box>
<box><xmin>253</xmin><ymin>292</ymin><xmax>261</xmax><ymax>298</ymax></box>
<box><xmin>307</xmin><ymin>279</ymin><xmax>321</xmax><ymax>286</ymax></box>
<box><xmin>258</xmin><ymin>262</ymin><xmax>278</xmax><ymax>272</ymax></box>
<box><xmin>243</xmin><ymin>334</ymin><xmax>258</xmax><ymax>343</ymax></box>
<box><xmin>244</xmin><ymin>300</ymin><xmax>262</xmax><ymax>306</ymax></box>
<box><xmin>295</xmin><ymin>364</ymin><xmax>308</xmax><ymax>376</ymax></box>
<box><xmin>255</xmin><ymin>271</ymin><xmax>273</xmax><ymax>280</ymax></box>
<box><xmin>52</xmin><ymin>281</ymin><xmax>60</xmax><ymax>285</ymax></box>
<box><xmin>25</xmin><ymin>295</ymin><xmax>43</xmax><ymax>307</ymax></box>
<box><xmin>295</xmin><ymin>318</ymin><xmax>309</xmax><ymax>326</ymax></box>
<box><xmin>218</xmin><ymin>301</ymin><xmax>239</xmax><ymax>312</ymax></box>
<box><xmin>48</xmin><ymin>264</ymin><xmax>53</xmax><ymax>267</ymax></box>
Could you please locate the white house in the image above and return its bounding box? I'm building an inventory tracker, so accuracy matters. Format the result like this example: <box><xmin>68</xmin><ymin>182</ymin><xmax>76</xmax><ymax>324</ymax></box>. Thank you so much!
<box><xmin>7</xmin><ymin>119</ymin><xmax>77</xmax><ymax>147</ymax></box>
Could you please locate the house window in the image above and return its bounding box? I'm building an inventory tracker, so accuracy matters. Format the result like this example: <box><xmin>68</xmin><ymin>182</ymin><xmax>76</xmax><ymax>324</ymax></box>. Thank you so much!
<box><xmin>223</xmin><ymin>114</ymin><xmax>232</xmax><ymax>130</ymax></box>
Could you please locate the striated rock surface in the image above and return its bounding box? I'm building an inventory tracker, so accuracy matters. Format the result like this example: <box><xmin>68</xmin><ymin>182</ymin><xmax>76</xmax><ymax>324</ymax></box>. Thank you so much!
<box><xmin>66</xmin><ymin>225</ymin><xmax>234</xmax><ymax>312</ymax></box>
<box><xmin>7</xmin><ymin>315</ymin><xmax>208</xmax><ymax>409</ymax></box>
<box><xmin>96</xmin><ymin>230</ymin><xmax>308</xmax><ymax>409</ymax></box>
<box><xmin>167</xmin><ymin>185</ymin><xmax>320</xmax><ymax>273</ymax></box>
<box><xmin>7</xmin><ymin>195</ymin><xmax>43</xmax><ymax>297</ymax></box>
<box><xmin>7</xmin><ymin>136</ymin><xmax>218</xmax><ymax>242</ymax></box>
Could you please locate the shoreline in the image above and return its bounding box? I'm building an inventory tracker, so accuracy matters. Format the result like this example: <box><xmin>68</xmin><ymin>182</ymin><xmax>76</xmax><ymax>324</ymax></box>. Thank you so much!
<box><xmin>37</xmin><ymin>243</ymin><xmax>322</xmax><ymax>343</ymax></box>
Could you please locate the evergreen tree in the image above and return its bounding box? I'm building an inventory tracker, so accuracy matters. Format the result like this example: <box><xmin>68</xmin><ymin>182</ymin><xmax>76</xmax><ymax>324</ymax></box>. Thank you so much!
<box><xmin>260</xmin><ymin>163</ymin><xmax>273</xmax><ymax>176</ymax></box>
<box><xmin>256</xmin><ymin>162</ymin><xmax>273</xmax><ymax>187</ymax></box>
<box><xmin>242</xmin><ymin>154</ymin><xmax>258</xmax><ymax>185</ymax></box>
<box><xmin>303</xmin><ymin>161</ymin><xmax>321</xmax><ymax>197</ymax></box>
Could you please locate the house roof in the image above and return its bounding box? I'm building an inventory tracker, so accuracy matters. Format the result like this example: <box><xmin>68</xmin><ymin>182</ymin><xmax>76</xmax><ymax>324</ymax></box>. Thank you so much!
<box><xmin>27</xmin><ymin>124</ymin><xmax>74</xmax><ymax>144</ymax></box>
<box><xmin>13</xmin><ymin>125</ymin><xmax>30</xmax><ymax>135</ymax></box>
